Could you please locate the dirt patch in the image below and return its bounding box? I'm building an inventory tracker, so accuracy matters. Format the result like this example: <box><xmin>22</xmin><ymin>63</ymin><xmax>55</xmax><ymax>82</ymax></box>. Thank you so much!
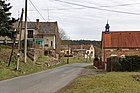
<box><xmin>80</xmin><ymin>67</ymin><xmax>105</xmax><ymax>76</ymax></box>
<box><xmin>0</xmin><ymin>48</ymin><xmax>11</xmax><ymax>62</ymax></box>
<box><xmin>132</xmin><ymin>75</ymin><xmax>140</xmax><ymax>82</ymax></box>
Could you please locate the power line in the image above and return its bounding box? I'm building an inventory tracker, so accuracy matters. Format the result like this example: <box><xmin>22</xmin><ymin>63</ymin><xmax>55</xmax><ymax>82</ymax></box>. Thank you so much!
<box><xmin>29</xmin><ymin>2</ymin><xmax>140</xmax><ymax>11</ymax></box>
<box><xmin>29</xmin><ymin>8</ymin><xmax>86</xmax><ymax>11</ymax></box>
<box><xmin>100</xmin><ymin>2</ymin><xmax>140</xmax><ymax>7</ymax></box>
<box><xmin>29</xmin><ymin>0</ymin><xmax>47</xmax><ymax>21</ymax></box>
<box><xmin>54</xmin><ymin>0</ymin><xmax>140</xmax><ymax>16</ymax></box>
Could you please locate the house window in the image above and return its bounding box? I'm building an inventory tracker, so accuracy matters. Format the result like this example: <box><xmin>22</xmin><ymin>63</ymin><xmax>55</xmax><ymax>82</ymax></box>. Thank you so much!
<box><xmin>51</xmin><ymin>41</ymin><xmax>53</xmax><ymax>47</ymax></box>
<box><xmin>28</xmin><ymin>30</ymin><xmax>33</xmax><ymax>38</ymax></box>
<box><xmin>45</xmin><ymin>44</ymin><xmax>49</xmax><ymax>47</ymax></box>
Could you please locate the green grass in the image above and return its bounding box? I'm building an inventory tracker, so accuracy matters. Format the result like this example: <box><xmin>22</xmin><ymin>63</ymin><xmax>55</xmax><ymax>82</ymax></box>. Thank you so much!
<box><xmin>58</xmin><ymin>72</ymin><xmax>140</xmax><ymax>93</ymax></box>
<box><xmin>0</xmin><ymin>46</ymin><xmax>92</xmax><ymax>81</ymax></box>
<box><xmin>37</xmin><ymin>56</ymin><xmax>49</xmax><ymax>62</ymax></box>
<box><xmin>60</xmin><ymin>57</ymin><xmax>93</xmax><ymax>64</ymax></box>
<box><xmin>0</xmin><ymin>60</ymin><xmax>47</xmax><ymax>80</ymax></box>
<box><xmin>0</xmin><ymin>55</ymin><xmax>91</xmax><ymax>81</ymax></box>
<box><xmin>0</xmin><ymin>45</ymin><xmax>11</xmax><ymax>49</ymax></box>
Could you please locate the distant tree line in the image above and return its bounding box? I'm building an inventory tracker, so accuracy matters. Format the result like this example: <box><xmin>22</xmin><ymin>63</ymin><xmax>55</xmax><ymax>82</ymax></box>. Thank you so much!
<box><xmin>62</xmin><ymin>40</ymin><xmax>101</xmax><ymax>48</ymax></box>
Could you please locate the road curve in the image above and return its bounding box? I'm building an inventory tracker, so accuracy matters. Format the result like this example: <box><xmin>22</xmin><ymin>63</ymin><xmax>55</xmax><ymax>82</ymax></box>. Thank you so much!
<box><xmin>0</xmin><ymin>63</ymin><xmax>90</xmax><ymax>93</ymax></box>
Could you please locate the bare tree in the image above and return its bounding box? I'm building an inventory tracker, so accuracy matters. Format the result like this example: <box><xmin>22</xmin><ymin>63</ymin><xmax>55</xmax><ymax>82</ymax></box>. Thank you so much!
<box><xmin>59</xmin><ymin>28</ymin><xmax>70</xmax><ymax>40</ymax></box>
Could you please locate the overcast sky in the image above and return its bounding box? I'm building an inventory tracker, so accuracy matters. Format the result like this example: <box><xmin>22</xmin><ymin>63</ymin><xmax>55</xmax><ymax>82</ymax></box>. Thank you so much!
<box><xmin>9</xmin><ymin>0</ymin><xmax>140</xmax><ymax>40</ymax></box>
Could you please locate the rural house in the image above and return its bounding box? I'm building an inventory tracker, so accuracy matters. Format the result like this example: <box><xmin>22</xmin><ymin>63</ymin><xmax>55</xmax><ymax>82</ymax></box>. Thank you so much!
<box><xmin>14</xmin><ymin>19</ymin><xmax>61</xmax><ymax>55</ymax></box>
<box><xmin>102</xmin><ymin>22</ymin><xmax>140</xmax><ymax>62</ymax></box>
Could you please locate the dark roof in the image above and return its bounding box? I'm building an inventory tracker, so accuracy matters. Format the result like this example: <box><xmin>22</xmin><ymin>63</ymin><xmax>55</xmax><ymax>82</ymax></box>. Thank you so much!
<box><xmin>14</xmin><ymin>21</ymin><xmax>58</xmax><ymax>34</ymax></box>
<box><xmin>102</xmin><ymin>31</ymin><xmax>140</xmax><ymax>48</ymax></box>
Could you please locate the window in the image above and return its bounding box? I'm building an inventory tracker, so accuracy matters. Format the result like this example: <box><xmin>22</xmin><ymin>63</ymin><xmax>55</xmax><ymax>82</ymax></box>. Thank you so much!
<box><xmin>51</xmin><ymin>41</ymin><xmax>53</xmax><ymax>47</ymax></box>
<box><xmin>45</xmin><ymin>44</ymin><xmax>49</xmax><ymax>47</ymax></box>
<box><xmin>28</xmin><ymin>30</ymin><xmax>33</xmax><ymax>38</ymax></box>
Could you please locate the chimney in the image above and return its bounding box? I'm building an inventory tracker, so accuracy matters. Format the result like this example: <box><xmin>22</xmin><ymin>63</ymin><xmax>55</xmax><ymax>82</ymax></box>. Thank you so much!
<box><xmin>36</xmin><ymin>19</ymin><xmax>40</xmax><ymax>30</ymax></box>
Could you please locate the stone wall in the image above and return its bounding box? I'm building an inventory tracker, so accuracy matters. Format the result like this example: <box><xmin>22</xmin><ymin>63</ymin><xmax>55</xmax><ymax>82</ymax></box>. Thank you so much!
<box><xmin>27</xmin><ymin>48</ymin><xmax>44</xmax><ymax>62</ymax></box>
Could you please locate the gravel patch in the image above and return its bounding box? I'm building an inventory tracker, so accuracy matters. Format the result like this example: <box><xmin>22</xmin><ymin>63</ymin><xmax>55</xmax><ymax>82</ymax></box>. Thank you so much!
<box><xmin>80</xmin><ymin>67</ymin><xmax>105</xmax><ymax>76</ymax></box>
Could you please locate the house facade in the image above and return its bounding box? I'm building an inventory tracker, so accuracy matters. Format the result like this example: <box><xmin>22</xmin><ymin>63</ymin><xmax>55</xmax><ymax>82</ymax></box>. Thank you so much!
<box><xmin>85</xmin><ymin>45</ymin><xmax>95</xmax><ymax>59</ymax></box>
<box><xmin>102</xmin><ymin>27</ymin><xmax>140</xmax><ymax>62</ymax></box>
<box><xmin>14</xmin><ymin>19</ymin><xmax>61</xmax><ymax>55</ymax></box>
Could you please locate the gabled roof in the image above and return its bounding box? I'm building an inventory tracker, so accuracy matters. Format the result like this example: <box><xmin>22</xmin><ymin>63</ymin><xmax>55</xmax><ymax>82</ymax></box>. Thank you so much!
<box><xmin>102</xmin><ymin>31</ymin><xmax>140</xmax><ymax>48</ymax></box>
<box><xmin>14</xmin><ymin>21</ymin><xmax>58</xmax><ymax>34</ymax></box>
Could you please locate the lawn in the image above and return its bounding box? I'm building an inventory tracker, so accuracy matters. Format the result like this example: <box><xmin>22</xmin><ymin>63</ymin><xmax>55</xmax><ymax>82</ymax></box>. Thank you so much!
<box><xmin>58</xmin><ymin>72</ymin><xmax>140</xmax><ymax>93</ymax></box>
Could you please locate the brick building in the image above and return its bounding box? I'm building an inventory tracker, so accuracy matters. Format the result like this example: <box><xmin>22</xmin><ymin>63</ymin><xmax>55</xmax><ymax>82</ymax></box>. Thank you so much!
<box><xmin>102</xmin><ymin>22</ymin><xmax>140</xmax><ymax>62</ymax></box>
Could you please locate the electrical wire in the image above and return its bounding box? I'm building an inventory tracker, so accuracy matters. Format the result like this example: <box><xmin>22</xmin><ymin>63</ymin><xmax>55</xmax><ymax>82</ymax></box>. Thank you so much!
<box><xmin>54</xmin><ymin>0</ymin><xmax>140</xmax><ymax>16</ymax></box>
<box><xmin>29</xmin><ymin>2</ymin><xmax>140</xmax><ymax>11</ymax></box>
<box><xmin>29</xmin><ymin>0</ymin><xmax>47</xmax><ymax>21</ymax></box>
<box><xmin>100</xmin><ymin>2</ymin><xmax>140</xmax><ymax>7</ymax></box>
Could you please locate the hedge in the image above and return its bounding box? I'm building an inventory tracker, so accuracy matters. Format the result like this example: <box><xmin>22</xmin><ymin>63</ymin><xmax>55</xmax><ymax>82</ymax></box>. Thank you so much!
<box><xmin>107</xmin><ymin>56</ymin><xmax>140</xmax><ymax>71</ymax></box>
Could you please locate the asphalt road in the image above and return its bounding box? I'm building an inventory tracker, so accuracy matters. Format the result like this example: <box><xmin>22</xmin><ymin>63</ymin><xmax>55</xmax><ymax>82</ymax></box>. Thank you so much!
<box><xmin>0</xmin><ymin>63</ymin><xmax>89</xmax><ymax>93</ymax></box>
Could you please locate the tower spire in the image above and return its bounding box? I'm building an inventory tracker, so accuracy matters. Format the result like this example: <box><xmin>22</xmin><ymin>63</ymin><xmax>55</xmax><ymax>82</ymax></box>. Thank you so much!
<box><xmin>105</xmin><ymin>20</ymin><xmax>110</xmax><ymax>34</ymax></box>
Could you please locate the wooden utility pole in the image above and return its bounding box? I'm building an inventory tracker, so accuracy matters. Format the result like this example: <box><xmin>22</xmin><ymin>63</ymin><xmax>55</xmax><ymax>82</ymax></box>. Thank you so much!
<box><xmin>24</xmin><ymin>0</ymin><xmax>28</xmax><ymax>63</ymax></box>
<box><xmin>8</xmin><ymin>30</ymin><xmax>16</xmax><ymax>66</ymax></box>
<box><xmin>16</xmin><ymin>8</ymin><xmax>24</xmax><ymax>70</ymax></box>
<box><xmin>67</xmin><ymin>44</ymin><xmax>69</xmax><ymax>64</ymax></box>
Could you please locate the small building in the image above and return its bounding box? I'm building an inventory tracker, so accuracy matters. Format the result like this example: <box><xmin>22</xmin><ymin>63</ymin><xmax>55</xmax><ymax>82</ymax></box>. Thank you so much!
<box><xmin>102</xmin><ymin>22</ymin><xmax>140</xmax><ymax>62</ymax></box>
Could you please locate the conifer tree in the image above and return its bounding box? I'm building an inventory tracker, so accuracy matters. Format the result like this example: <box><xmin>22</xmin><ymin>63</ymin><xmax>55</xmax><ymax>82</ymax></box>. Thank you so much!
<box><xmin>0</xmin><ymin>0</ymin><xmax>17</xmax><ymax>39</ymax></box>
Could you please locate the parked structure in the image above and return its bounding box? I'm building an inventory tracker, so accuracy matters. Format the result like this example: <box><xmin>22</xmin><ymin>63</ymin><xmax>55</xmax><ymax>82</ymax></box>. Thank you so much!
<box><xmin>102</xmin><ymin>22</ymin><xmax>140</xmax><ymax>62</ymax></box>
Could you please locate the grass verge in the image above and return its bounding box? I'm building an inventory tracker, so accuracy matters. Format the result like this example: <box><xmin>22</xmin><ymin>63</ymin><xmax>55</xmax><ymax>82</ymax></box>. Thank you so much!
<box><xmin>1</xmin><ymin>56</ymin><xmax>89</xmax><ymax>80</ymax></box>
<box><xmin>0</xmin><ymin>46</ymin><xmax>92</xmax><ymax>81</ymax></box>
<box><xmin>58</xmin><ymin>70</ymin><xmax>140</xmax><ymax>93</ymax></box>
<box><xmin>60</xmin><ymin>57</ymin><xmax>93</xmax><ymax>63</ymax></box>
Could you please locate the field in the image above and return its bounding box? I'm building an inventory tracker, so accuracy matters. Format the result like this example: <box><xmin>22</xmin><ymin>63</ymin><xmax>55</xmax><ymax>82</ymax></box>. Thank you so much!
<box><xmin>58</xmin><ymin>66</ymin><xmax>140</xmax><ymax>93</ymax></box>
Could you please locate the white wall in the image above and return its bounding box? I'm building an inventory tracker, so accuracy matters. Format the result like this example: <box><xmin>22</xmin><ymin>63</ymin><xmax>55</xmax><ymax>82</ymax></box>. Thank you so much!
<box><xmin>85</xmin><ymin>45</ymin><xmax>95</xmax><ymax>59</ymax></box>
<box><xmin>44</xmin><ymin>35</ymin><xmax>56</xmax><ymax>49</ymax></box>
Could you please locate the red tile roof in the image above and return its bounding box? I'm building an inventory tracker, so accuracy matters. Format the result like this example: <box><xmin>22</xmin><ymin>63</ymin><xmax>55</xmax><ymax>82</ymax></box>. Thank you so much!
<box><xmin>102</xmin><ymin>31</ymin><xmax>140</xmax><ymax>48</ymax></box>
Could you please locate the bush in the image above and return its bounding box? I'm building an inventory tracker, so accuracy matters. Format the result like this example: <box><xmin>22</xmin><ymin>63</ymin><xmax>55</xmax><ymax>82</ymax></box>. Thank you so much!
<box><xmin>120</xmin><ymin>56</ymin><xmax>140</xmax><ymax>71</ymax></box>
<box><xmin>107</xmin><ymin>56</ymin><xmax>140</xmax><ymax>71</ymax></box>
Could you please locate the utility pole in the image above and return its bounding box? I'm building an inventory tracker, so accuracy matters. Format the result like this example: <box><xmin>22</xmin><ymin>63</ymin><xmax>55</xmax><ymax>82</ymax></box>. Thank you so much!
<box><xmin>24</xmin><ymin>0</ymin><xmax>28</xmax><ymax>63</ymax></box>
<box><xmin>67</xmin><ymin>44</ymin><xmax>69</xmax><ymax>64</ymax></box>
<box><xmin>16</xmin><ymin>8</ymin><xmax>24</xmax><ymax>70</ymax></box>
